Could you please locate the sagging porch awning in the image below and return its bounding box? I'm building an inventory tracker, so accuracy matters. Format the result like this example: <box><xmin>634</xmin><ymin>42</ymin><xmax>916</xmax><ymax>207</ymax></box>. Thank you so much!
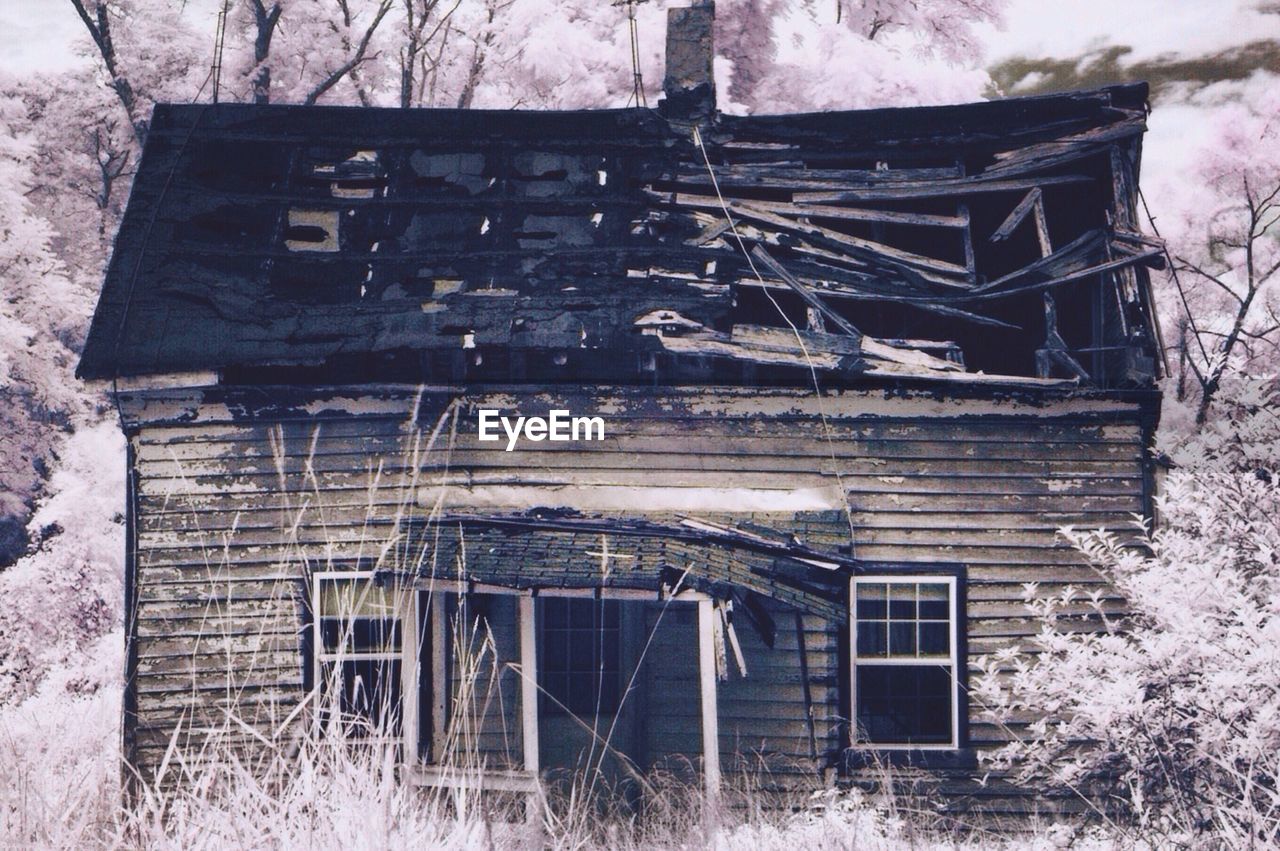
<box><xmin>384</xmin><ymin>511</ymin><xmax>859</xmax><ymax>623</ymax></box>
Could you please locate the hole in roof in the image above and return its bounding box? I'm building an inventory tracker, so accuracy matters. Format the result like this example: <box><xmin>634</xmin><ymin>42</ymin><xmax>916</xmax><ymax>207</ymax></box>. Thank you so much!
<box><xmin>284</xmin><ymin>209</ymin><xmax>339</xmax><ymax>252</ymax></box>
<box><xmin>284</xmin><ymin>225</ymin><xmax>329</xmax><ymax>243</ymax></box>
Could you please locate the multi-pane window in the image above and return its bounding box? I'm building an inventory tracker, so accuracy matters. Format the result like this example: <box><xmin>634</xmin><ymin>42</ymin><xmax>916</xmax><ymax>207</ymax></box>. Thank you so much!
<box><xmin>539</xmin><ymin>597</ymin><xmax>621</xmax><ymax>716</ymax></box>
<box><xmin>314</xmin><ymin>575</ymin><xmax>409</xmax><ymax>738</ymax></box>
<box><xmin>851</xmin><ymin>577</ymin><xmax>959</xmax><ymax>747</ymax></box>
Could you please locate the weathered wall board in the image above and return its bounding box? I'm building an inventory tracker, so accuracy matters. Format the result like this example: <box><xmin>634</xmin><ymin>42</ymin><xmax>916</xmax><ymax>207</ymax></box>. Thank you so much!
<box><xmin>121</xmin><ymin>383</ymin><xmax>1155</xmax><ymax>817</ymax></box>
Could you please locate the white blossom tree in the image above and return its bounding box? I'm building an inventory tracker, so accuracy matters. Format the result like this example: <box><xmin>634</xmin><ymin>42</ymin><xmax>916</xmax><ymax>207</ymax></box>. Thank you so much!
<box><xmin>0</xmin><ymin>87</ymin><xmax>94</xmax><ymax>566</ymax></box>
<box><xmin>972</xmin><ymin>381</ymin><xmax>1280</xmax><ymax>844</ymax></box>
<box><xmin>1157</xmin><ymin>87</ymin><xmax>1280</xmax><ymax>424</ymax></box>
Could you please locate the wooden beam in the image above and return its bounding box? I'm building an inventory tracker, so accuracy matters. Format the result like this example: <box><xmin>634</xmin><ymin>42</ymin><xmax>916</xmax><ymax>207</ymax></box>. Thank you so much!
<box><xmin>728</xmin><ymin>201</ymin><xmax>972</xmax><ymax>278</ymax></box>
<box><xmin>726</xmin><ymin>197</ymin><xmax>967</xmax><ymax>229</ymax></box>
<box><xmin>1032</xmin><ymin>195</ymin><xmax>1053</xmax><ymax>258</ymax></box>
<box><xmin>794</xmin><ymin>612</ymin><xmax>818</xmax><ymax>761</ymax></box>
<box><xmin>792</xmin><ymin>173</ymin><xmax>1093</xmax><ymax>203</ymax></box>
<box><xmin>430</xmin><ymin>593</ymin><xmax>447</xmax><ymax>763</ymax></box>
<box><xmin>989</xmin><ymin>188</ymin><xmax>1041</xmax><ymax>243</ymax></box>
<box><xmin>403</xmin><ymin>590</ymin><xmax>420</xmax><ymax>763</ymax></box>
<box><xmin>958</xmin><ymin>203</ymin><xmax>975</xmax><ymax>278</ymax></box>
<box><xmin>405</xmin><ymin>765</ymin><xmax>541</xmax><ymax>794</ymax></box>
<box><xmin>518</xmin><ymin>594</ymin><xmax>539</xmax><ymax>774</ymax></box>
<box><xmin>697</xmin><ymin>597</ymin><xmax>721</xmax><ymax>803</ymax></box>
<box><xmin>749</xmin><ymin>246</ymin><xmax>863</xmax><ymax>340</ymax></box>
<box><xmin>518</xmin><ymin>594</ymin><xmax>541</xmax><ymax>829</ymax></box>
<box><xmin>104</xmin><ymin>371</ymin><xmax>221</xmax><ymax>391</ymax></box>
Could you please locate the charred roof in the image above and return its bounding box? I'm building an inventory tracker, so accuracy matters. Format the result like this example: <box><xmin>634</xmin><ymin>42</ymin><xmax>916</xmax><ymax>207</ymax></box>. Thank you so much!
<box><xmin>78</xmin><ymin>83</ymin><xmax>1163</xmax><ymax>390</ymax></box>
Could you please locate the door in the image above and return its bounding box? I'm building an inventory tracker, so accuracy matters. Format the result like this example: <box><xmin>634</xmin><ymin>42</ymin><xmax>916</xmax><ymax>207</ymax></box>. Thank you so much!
<box><xmin>537</xmin><ymin>597</ymin><xmax>644</xmax><ymax>793</ymax></box>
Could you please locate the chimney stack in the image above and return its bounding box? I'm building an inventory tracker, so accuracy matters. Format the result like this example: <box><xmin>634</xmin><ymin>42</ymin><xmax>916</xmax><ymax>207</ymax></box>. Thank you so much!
<box><xmin>662</xmin><ymin>1</ymin><xmax>716</xmax><ymax>122</ymax></box>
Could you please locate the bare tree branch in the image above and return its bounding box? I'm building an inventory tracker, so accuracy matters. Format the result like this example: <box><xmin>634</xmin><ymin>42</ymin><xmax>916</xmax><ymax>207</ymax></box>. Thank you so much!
<box><xmin>1176</xmin><ymin>259</ymin><xmax>1246</xmax><ymax>306</ymax></box>
<box><xmin>304</xmin><ymin>0</ymin><xmax>394</xmax><ymax>106</ymax></box>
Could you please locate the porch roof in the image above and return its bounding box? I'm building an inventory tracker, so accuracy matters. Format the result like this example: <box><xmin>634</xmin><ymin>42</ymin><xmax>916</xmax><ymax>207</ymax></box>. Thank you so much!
<box><xmin>393</xmin><ymin>511</ymin><xmax>863</xmax><ymax>622</ymax></box>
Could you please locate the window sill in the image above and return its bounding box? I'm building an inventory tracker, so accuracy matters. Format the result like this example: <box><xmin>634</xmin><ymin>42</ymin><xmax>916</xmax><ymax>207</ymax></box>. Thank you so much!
<box><xmin>840</xmin><ymin>747</ymin><xmax>977</xmax><ymax>772</ymax></box>
<box><xmin>403</xmin><ymin>763</ymin><xmax>540</xmax><ymax>794</ymax></box>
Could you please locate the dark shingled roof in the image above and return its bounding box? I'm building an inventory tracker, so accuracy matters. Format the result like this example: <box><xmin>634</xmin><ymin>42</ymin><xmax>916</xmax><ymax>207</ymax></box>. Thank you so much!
<box><xmin>78</xmin><ymin>84</ymin><xmax>1153</xmax><ymax>382</ymax></box>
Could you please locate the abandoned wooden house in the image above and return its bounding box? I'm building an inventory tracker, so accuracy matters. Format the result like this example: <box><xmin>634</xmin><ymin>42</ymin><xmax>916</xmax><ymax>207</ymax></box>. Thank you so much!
<box><xmin>78</xmin><ymin>4</ymin><xmax>1165</xmax><ymax>820</ymax></box>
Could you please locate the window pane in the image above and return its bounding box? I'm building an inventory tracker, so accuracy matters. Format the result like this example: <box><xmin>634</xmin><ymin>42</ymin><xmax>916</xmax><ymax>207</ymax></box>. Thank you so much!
<box><xmin>918</xmin><ymin>583</ymin><xmax>949</xmax><ymax>619</ymax></box>
<box><xmin>856</xmin><ymin>583</ymin><xmax>887</xmax><ymax>619</ymax></box>
<box><xmin>856</xmin><ymin>622</ymin><xmax>886</xmax><ymax>657</ymax></box>
<box><xmin>852</xmin><ymin>579</ymin><xmax>956</xmax><ymax>747</ymax></box>
<box><xmin>544</xmin><ymin>597</ymin><xmax>569</xmax><ymax>628</ymax></box>
<box><xmin>888</xmin><ymin>584</ymin><xmax>915</xmax><ymax>620</ymax></box>
<box><xmin>569</xmin><ymin>599</ymin><xmax>595</xmax><ymax>628</ymax></box>
<box><xmin>856</xmin><ymin>664</ymin><xmax>953</xmax><ymax>745</ymax></box>
<box><xmin>540</xmin><ymin>599</ymin><xmax>621</xmax><ymax>716</ymax></box>
<box><xmin>319</xmin><ymin>659</ymin><xmax>402</xmax><ymax>737</ymax></box>
<box><xmin>569</xmin><ymin>634</ymin><xmax>594</xmax><ymax>672</ymax></box>
<box><xmin>317</xmin><ymin>579</ymin><xmax>400</xmax><ymax>618</ymax></box>
<box><xmin>919</xmin><ymin>621</ymin><xmax>950</xmax><ymax>656</ymax></box>
<box><xmin>889</xmin><ymin>621</ymin><xmax>916</xmax><ymax>656</ymax></box>
<box><xmin>543</xmin><ymin>628</ymin><xmax>568</xmax><ymax>672</ymax></box>
<box><xmin>319</xmin><ymin>619</ymin><xmax>342</xmax><ymax>652</ymax></box>
<box><xmin>351</xmin><ymin>617</ymin><xmax>401</xmax><ymax>653</ymax></box>
<box><xmin>600</xmin><ymin>630</ymin><xmax>620</xmax><ymax>672</ymax></box>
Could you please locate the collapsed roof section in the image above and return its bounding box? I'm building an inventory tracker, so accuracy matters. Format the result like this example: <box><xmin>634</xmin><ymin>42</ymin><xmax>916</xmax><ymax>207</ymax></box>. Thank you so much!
<box><xmin>394</xmin><ymin>511</ymin><xmax>858</xmax><ymax>623</ymax></box>
<box><xmin>77</xmin><ymin>84</ymin><xmax>1163</xmax><ymax>390</ymax></box>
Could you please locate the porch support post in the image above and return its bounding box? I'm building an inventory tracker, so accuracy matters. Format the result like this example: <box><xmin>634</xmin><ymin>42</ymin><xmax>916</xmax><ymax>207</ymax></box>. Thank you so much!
<box><xmin>518</xmin><ymin>594</ymin><xmax>541</xmax><ymax>830</ymax></box>
<box><xmin>430</xmin><ymin>592</ymin><xmax>447</xmax><ymax>763</ymax></box>
<box><xmin>519</xmin><ymin>594</ymin><xmax>539</xmax><ymax>772</ymax></box>
<box><xmin>697</xmin><ymin>597</ymin><xmax>721</xmax><ymax>801</ymax></box>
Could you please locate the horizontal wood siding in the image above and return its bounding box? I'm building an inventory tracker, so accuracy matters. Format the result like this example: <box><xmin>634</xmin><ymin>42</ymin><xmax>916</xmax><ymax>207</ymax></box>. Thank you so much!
<box><xmin>717</xmin><ymin>600</ymin><xmax>839</xmax><ymax>776</ymax></box>
<box><xmin>123</xmin><ymin>384</ymin><xmax>1151</xmax><ymax>813</ymax></box>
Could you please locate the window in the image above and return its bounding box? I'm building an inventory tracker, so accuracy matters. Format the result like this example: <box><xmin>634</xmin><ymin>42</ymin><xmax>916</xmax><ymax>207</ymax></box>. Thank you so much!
<box><xmin>539</xmin><ymin>597</ymin><xmax>621</xmax><ymax>716</ymax></box>
<box><xmin>851</xmin><ymin>576</ymin><xmax>959</xmax><ymax>748</ymax></box>
<box><xmin>313</xmin><ymin>574</ymin><xmax>413</xmax><ymax>738</ymax></box>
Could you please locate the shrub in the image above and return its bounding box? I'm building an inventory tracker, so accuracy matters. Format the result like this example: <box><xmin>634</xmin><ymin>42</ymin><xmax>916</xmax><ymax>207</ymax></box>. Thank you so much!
<box><xmin>973</xmin><ymin>382</ymin><xmax>1280</xmax><ymax>847</ymax></box>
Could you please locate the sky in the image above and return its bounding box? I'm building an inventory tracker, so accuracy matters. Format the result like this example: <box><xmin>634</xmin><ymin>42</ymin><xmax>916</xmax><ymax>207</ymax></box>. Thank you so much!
<box><xmin>981</xmin><ymin>0</ymin><xmax>1280</xmax><ymax>65</ymax></box>
<box><xmin>5</xmin><ymin>0</ymin><xmax>1278</xmax><ymax>77</ymax></box>
<box><xmin>1</xmin><ymin>0</ymin><xmax>1273</xmax><ymax>204</ymax></box>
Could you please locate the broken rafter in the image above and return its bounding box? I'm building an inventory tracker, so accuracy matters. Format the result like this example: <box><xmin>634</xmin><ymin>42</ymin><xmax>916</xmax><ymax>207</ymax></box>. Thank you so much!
<box><xmin>748</xmin><ymin>246</ymin><xmax>863</xmax><ymax>340</ymax></box>
<box><xmin>1035</xmin><ymin>292</ymin><xmax>1090</xmax><ymax>380</ymax></box>
<box><xmin>976</xmin><ymin>244</ymin><xmax>1164</xmax><ymax>298</ymax></box>
<box><xmin>990</xmin><ymin>188</ymin><xmax>1042</xmax><ymax>243</ymax></box>
<box><xmin>793</xmin><ymin>173</ymin><xmax>1094</xmax><ymax>204</ymax></box>
<box><xmin>736</xmin><ymin>267</ymin><xmax>1022</xmax><ymax>331</ymax></box>
<box><xmin>675</xmin><ymin>195</ymin><xmax>972</xmax><ymax>282</ymax></box>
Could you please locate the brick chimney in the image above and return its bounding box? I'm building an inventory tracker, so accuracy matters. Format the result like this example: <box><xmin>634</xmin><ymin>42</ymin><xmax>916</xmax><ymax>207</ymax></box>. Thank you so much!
<box><xmin>662</xmin><ymin>1</ymin><xmax>716</xmax><ymax>122</ymax></box>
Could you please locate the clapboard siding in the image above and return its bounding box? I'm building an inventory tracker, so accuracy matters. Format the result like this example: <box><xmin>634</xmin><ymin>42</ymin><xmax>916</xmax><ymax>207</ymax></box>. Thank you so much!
<box><xmin>122</xmin><ymin>383</ymin><xmax>1154</xmax><ymax>814</ymax></box>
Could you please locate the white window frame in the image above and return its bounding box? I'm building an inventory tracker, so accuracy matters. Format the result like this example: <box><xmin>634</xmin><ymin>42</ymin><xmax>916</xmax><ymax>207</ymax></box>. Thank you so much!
<box><xmin>849</xmin><ymin>574</ymin><xmax>960</xmax><ymax>750</ymax></box>
<box><xmin>312</xmin><ymin>571</ymin><xmax>420</xmax><ymax>756</ymax></box>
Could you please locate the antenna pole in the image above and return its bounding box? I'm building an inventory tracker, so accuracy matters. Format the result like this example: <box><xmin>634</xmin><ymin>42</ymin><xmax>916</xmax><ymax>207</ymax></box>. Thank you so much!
<box><xmin>615</xmin><ymin>0</ymin><xmax>648</xmax><ymax>108</ymax></box>
<box><xmin>211</xmin><ymin>0</ymin><xmax>229</xmax><ymax>104</ymax></box>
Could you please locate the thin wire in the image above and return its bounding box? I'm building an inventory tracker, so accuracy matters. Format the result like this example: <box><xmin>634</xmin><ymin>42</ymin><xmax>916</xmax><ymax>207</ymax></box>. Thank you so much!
<box><xmin>691</xmin><ymin>126</ymin><xmax>858</xmax><ymax>549</ymax></box>
<box><xmin>1137</xmin><ymin>184</ymin><xmax>1213</xmax><ymax>371</ymax></box>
